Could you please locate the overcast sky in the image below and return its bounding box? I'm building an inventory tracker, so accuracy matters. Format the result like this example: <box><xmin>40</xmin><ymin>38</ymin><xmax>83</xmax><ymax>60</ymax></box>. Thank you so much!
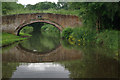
<box><xmin>17</xmin><ymin>0</ymin><xmax>58</xmax><ymax>5</ymax></box>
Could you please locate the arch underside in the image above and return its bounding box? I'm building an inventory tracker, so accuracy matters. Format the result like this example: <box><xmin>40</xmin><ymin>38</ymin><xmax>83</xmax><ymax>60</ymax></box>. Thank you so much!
<box><xmin>16</xmin><ymin>19</ymin><xmax>63</xmax><ymax>35</ymax></box>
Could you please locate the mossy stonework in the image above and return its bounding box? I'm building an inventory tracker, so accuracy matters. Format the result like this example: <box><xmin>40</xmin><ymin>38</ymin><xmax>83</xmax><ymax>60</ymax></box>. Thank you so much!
<box><xmin>2</xmin><ymin>13</ymin><xmax>82</xmax><ymax>35</ymax></box>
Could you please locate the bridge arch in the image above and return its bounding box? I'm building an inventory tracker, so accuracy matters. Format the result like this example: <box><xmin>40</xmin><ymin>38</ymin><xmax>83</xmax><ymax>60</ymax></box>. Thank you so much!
<box><xmin>2</xmin><ymin>13</ymin><xmax>82</xmax><ymax>35</ymax></box>
<box><xmin>15</xmin><ymin>19</ymin><xmax>63</xmax><ymax>36</ymax></box>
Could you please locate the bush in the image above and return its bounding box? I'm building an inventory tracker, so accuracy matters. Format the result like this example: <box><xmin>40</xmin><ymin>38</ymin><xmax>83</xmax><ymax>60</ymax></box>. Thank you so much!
<box><xmin>96</xmin><ymin>30</ymin><xmax>118</xmax><ymax>50</ymax></box>
<box><xmin>61</xmin><ymin>27</ymin><xmax>73</xmax><ymax>39</ymax></box>
<box><xmin>61</xmin><ymin>27</ymin><xmax>96</xmax><ymax>46</ymax></box>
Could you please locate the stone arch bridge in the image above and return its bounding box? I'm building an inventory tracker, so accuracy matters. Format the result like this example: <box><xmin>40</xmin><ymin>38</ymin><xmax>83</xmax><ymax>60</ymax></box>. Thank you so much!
<box><xmin>2</xmin><ymin>13</ymin><xmax>82</xmax><ymax>35</ymax></box>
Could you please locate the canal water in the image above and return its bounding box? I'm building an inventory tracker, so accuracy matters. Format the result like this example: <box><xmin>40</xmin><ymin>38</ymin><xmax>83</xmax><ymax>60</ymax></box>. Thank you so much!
<box><xmin>2</xmin><ymin>25</ymin><xmax>119</xmax><ymax>79</ymax></box>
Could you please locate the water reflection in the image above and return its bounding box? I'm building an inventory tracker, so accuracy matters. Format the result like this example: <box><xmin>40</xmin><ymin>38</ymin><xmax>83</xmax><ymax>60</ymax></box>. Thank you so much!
<box><xmin>2</xmin><ymin>44</ymin><xmax>119</xmax><ymax>78</ymax></box>
<box><xmin>2</xmin><ymin>63</ymin><xmax>70</xmax><ymax>78</ymax></box>
<box><xmin>61</xmin><ymin>53</ymin><xmax>119</xmax><ymax>78</ymax></box>
<box><xmin>2</xmin><ymin>45</ymin><xmax>82</xmax><ymax>62</ymax></box>
<box><xmin>2</xmin><ymin>55</ymin><xmax>119</xmax><ymax>78</ymax></box>
<box><xmin>19</xmin><ymin>31</ymin><xmax>60</xmax><ymax>53</ymax></box>
<box><xmin>2</xmin><ymin>29</ymin><xmax>82</xmax><ymax>62</ymax></box>
<box><xmin>12</xmin><ymin>63</ymin><xmax>70</xmax><ymax>78</ymax></box>
<box><xmin>2</xmin><ymin>27</ymin><xmax>119</xmax><ymax>78</ymax></box>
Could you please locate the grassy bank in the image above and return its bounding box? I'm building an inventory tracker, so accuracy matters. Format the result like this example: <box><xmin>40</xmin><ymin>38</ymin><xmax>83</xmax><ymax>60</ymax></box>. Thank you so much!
<box><xmin>1</xmin><ymin>32</ymin><xmax>27</xmax><ymax>47</ymax></box>
<box><xmin>5</xmin><ymin>9</ymin><xmax>80</xmax><ymax>16</ymax></box>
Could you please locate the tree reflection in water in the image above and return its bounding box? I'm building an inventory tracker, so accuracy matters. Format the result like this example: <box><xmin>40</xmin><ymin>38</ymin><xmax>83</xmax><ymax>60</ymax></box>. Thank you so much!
<box><xmin>20</xmin><ymin>31</ymin><xmax>60</xmax><ymax>53</ymax></box>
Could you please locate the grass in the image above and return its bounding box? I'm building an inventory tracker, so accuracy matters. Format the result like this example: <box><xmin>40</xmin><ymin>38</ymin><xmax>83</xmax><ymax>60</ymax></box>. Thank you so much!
<box><xmin>1</xmin><ymin>32</ymin><xmax>27</xmax><ymax>46</ymax></box>
<box><xmin>96</xmin><ymin>30</ymin><xmax>119</xmax><ymax>50</ymax></box>
<box><xmin>5</xmin><ymin>9</ymin><xmax>80</xmax><ymax>16</ymax></box>
<box><xmin>19</xmin><ymin>33</ymin><xmax>32</xmax><ymax>37</ymax></box>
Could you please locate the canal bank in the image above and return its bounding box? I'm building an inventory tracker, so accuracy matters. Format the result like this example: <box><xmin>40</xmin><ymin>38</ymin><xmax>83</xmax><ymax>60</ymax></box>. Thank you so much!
<box><xmin>1</xmin><ymin>32</ymin><xmax>31</xmax><ymax>47</ymax></box>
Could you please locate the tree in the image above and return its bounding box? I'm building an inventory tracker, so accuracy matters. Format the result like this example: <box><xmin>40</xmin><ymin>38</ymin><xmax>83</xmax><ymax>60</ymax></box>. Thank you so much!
<box><xmin>2</xmin><ymin>2</ymin><xmax>24</xmax><ymax>15</ymax></box>
<box><xmin>25</xmin><ymin>4</ymin><xmax>36</xmax><ymax>10</ymax></box>
<box><xmin>56</xmin><ymin>2</ymin><xmax>68</xmax><ymax>10</ymax></box>
<box><xmin>68</xmin><ymin>2</ymin><xmax>120</xmax><ymax>30</ymax></box>
<box><xmin>34</xmin><ymin>2</ymin><xmax>56</xmax><ymax>10</ymax></box>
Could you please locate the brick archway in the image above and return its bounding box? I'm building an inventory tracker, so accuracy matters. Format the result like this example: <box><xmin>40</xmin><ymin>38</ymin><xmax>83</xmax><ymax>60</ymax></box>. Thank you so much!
<box><xmin>16</xmin><ymin>19</ymin><xmax>63</xmax><ymax>35</ymax></box>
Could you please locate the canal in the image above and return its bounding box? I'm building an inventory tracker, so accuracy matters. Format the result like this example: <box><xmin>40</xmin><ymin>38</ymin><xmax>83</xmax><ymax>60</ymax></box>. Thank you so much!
<box><xmin>2</xmin><ymin>23</ymin><xmax>119</xmax><ymax>79</ymax></box>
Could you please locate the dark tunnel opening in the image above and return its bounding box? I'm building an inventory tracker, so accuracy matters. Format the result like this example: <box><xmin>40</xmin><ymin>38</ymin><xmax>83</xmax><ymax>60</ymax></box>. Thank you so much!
<box><xmin>17</xmin><ymin>22</ymin><xmax>61</xmax><ymax>36</ymax></box>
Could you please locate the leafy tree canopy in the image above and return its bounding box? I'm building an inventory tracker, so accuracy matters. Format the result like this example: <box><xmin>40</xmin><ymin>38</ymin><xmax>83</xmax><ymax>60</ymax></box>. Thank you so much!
<box><xmin>2</xmin><ymin>2</ymin><xmax>24</xmax><ymax>14</ymax></box>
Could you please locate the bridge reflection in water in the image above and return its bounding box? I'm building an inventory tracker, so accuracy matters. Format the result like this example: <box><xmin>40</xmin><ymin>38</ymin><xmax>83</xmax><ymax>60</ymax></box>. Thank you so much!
<box><xmin>2</xmin><ymin>31</ymin><xmax>82</xmax><ymax>62</ymax></box>
<box><xmin>2</xmin><ymin>44</ymin><xmax>82</xmax><ymax>63</ymax></box>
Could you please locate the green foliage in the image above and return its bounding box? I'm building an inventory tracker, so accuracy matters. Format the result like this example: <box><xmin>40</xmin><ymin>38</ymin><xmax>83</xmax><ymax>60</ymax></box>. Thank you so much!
<box><xmin>33</xmin><ymin>2</ymin><xmax>56</xmax><ymax>10</ymax></box>
<box><xmin>61</xmin><ymin>27</ymin><xmax>96</xmax><ymax>46</ymax></box>
<box><xmin>2</xmin><ymin>2</ymin><xmax>79</xmax><ymax>16</ymax></box>
<box><xmin>20</xmin><ymin>26</ymin><xmax>33</xmax><ymax>34</ymax></box>
<box><xmin>69</xmin><ymin>2</ymin><xmax>120</xmax><ymax>30</ymax></box>
<box><xmin>56</xmin><ymin>2</ymin><xmax>68</xmax><ymax>10</ymax></box>
<box><xmin>68</xmin><ymin>2</ymin><xmax>81</xmax><ymax>10</ymax></box>
<box><xmin>61</xmin><ymin>27</ymin><xmax>73</xmax><ymax>39</ymax></box>
<box><xmin>25</xmin><ymin>2</ymin><xmax>68</xmax><ymax>10</ymax></box>
<box><xmin>20</xmin><ymin>31</ymin><xmax>60</xmax><ymax>53</ymax></box>
<box><xmin>2</xmin><ymin>2</ymin><xmax>24</xmax><ymax>15</ymax></box>
<box><xmin>62</xmin><ymin>27</ymin><xmax>118</xmax><ymax>51</ymax></box>
<box><xmin>6</xmin><ymin>9</ymin><xmax>79</xmax><ymax>16</ymax></box>
<box><xmin>96</xmin><ymin>30</ymin><xmax>119</xmax><ymax>50</ymax></box>
<box><xmin>19</xmin><ymin>26</ymin><xmax>33</xmax><ymax>37</ymax></box>
<box><xmin>19</xmin><ymin>33</ymin><xmax>32</xmax><ymax>37</ymax></box>
<box><xmin>25</xmin><ymin>4</ymin><xmax>36</xmax><ymax>10</ymax></box>
<box><xmin>41</xmin><ymin>23</ymin><xmax>59</xmax><ymax>33</ymax></box>
<box><xmin>71</xmin><ymin>27</ymin><xmax>96</xmax><ymax>42</ymax></box>
<box><xmin>41</xmin><ymin>23</ymin><xmax>60</xmax><ymax>38</ymax></box>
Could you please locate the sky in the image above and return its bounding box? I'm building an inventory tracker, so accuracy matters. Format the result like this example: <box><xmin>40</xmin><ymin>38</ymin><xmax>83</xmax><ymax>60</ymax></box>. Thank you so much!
<box><xmin>17</xmin><ymin>0</ymin><xmax>58</xmax><ymax>5</ymax></box>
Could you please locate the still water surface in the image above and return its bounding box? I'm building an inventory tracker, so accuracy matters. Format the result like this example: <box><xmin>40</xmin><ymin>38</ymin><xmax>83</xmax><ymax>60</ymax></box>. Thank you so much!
<box><xmin>2</xmin><ymin>31</ymin><xmax>119</xmax><ymax>79</ymax></box>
